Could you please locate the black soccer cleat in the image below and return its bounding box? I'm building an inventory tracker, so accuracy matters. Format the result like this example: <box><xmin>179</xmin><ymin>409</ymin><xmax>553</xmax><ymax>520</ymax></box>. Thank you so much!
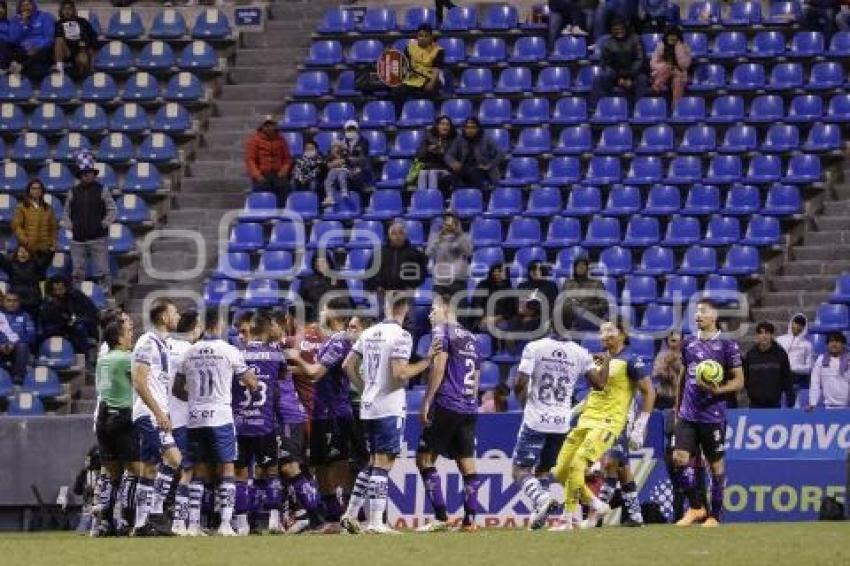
<box><xmin>621</xmin><ymin>518</ymin><xmax>645</xmax><ymax>528</ymax></box>
<box><xmin>129</xmin><ymin>524</ymin><xmax>159</xmax><ymax>537</ymax></box>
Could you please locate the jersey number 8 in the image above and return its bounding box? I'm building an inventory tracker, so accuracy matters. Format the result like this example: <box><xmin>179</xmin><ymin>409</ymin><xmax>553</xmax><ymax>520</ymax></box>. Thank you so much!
<box><xmin>538</xmin><ymin>372</ymin><xmax>569</xmax><ymax>404</ymax></box>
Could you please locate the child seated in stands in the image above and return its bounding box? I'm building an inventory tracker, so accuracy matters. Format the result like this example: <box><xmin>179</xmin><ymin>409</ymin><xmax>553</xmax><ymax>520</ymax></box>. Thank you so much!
<box><xmin>291</xmin><ymin>139</ymin><xmax>325</xmax><ymax>194</ymax></box>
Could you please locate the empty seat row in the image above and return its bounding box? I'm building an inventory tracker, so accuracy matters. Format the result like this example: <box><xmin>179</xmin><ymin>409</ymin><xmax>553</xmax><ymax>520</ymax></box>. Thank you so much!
<box><xmin>317</xmin><ymin>5</ymin><xmax>520</xmax><ymax>35</ymax></box>
<box><xmin>0</xmin><ymin>102</ymin><xmax>192</xmax><ymax>135</ymax></box>
<box><xmin>691</xmin><ymin>62</ymin><xmax>850</xmax><ymax>92</ymax></box>
<box><xmin>0</xmin><ymin>159</ymin><xmax>161</xmax><ymax>196</ymax></box>
<box><xmin>86</xmin><ymin>7</ymin><xmax>231</xmax><ymax>41</ymax></box>
<box><xmin>95</xmin><ymin>40</ymin><xmax>219</xmax><ymax>73</ymax></box>
<box><xmin>683</xmin><ymin>1</ymin><xmax>801</xmax><ymax>27</ymax></box>
<box><xmin>0</xmin><ymin>132</ymin><xmax>178</xmax><ymax>166</ymax></box>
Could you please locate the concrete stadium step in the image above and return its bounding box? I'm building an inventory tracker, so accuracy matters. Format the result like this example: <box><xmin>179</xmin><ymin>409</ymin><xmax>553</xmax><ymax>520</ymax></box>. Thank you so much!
<box><xmin>241</xmin><ymin>33</ymin><xmax>312</xmax><ymax>49</ymax></box>
<box><xmin>759</xmin><ymin>291</ymin><xmax>831</xmax><ymax>309</ymax></box>
<box><xmin>218</xmin><ymin>84</ymin><xmax>289</xmax><ymax>101</ymax></box>
<box><xmin>73</xmin><ymin>399</ymin><xmax>97</xmax><ymax>414</ymax></box>
<box><xmin>818</xmin><ymin>199</ymin><xmax>850</xmax><ymax>216</ymax></box>
<box><xmin>791</xmin><ymin>244</ymin><xmax>850</xmax><ymax>261</ymax></box>
<box><xmin>235</xmin><ymin>48</ymin><xmax>310</xmax><ymax>66</ymax></box>
<box><xmin>179</xmin><ymin>177</ymin><xmax>247</xmax><ymax>193</ymax></box>
<box><xmin>213</xmin><ymin>100</ymin><xmax>283</xmax><ymax>118</ymax></box>
<box><xmin>188</xmin><ymin>161</ymin><xmax>250</xmax><ymax>179</ymax></box>
<box><xmin>229</xmin><ymin>66</ymin><xmax>300</xmax><ymax>85</ymax></box>
<box><xmin>769</xmin><ymin>275</ymin><xmax>839</xmax><ymax>292</ymax></box>
<box><xmin>812</xmin><ymin>216</ymin><xmax>850</xmax><ymax>231</ymax></box>
<box><xmin>801</xmin><ymin>230</ymin><xmax>850</xmax><ymax>246</ymax></box>
<box><xmin>174</xmin><ymin>192</ymin><xmax>246</xmax><ymax>209</ymax></box>
<box><xmin>782</xmin><ymin>260</ymin><xmax>850</xmax><ymax>276</ymax></box>
<box><xmin>751</xmin><ymin>306</ymin><xmax>814</xmax><ymax>323</ymax></box>
<box><xmin>267</xmin><ymin>1</ymin><xmax>335</xmax><ymax>21</ymax></box>
<box><xmin>203</xmin><ymin>130</ymin><xmax>268</xmax><ymax>147</ymax></box>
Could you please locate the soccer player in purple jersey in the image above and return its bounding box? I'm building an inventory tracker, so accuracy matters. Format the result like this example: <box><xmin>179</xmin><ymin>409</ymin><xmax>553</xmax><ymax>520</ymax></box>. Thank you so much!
<box><xmin>673</xmin><ymin>298</ymin><xmax>744</xmax><ymax>527</ymax></box>
<box><xmin>415</xmin><ymin>294</ymin><xmax>481</xmax><ymax>532</ymax></box>
<box><xmin>233</xmin><ymin>313</ymin><xmax>284</xmax><ymax>535</ymax></box>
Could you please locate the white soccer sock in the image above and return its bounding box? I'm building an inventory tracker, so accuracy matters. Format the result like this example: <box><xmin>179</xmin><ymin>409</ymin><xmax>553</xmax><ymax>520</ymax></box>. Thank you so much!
<box><xmin>520</xmin><ymin>476</ymin><xmax>550</xmax><ymax>510</ymax></box>
<box><xmin>623</xmin><ymin>489</ymin><xmax>643</xmax><ymax>523</ymax></box>
<box><xmin>134</xmin><ymin>479</ymin><xmax>154</xmax><ymax>528</ymax></box>
<box><xmin>345</xmin><ymin>467</ymin><xmax>371</xmax><ymax>518</ymax></box>
<box><xmin>367</xmin><ymin>470</ymin><xmax>389</xmax><ymax>528</ymax></box>
<box><xmin>152</xmin><ymin>465</ymin><xmax>176</xmax><ymax>515</ymax></box>
<box><xmin>218</xmin><ymin>478</ymin><xmax>236</xmax><ymax>524</ymax></box>
<box><xmin>188</xmin><ymin>481</ymin><xmax>204</xmax><ymax>529</ymax></box>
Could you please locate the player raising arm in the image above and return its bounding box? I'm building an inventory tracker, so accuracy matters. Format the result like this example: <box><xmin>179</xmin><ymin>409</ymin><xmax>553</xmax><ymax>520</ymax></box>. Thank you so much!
<box><xmin>673</xmin><ymin>299</ymin><xmax>743</xmax><ymax>528</ymax></box>
<box><xmin>339</xmin><ymin>292</ymin><xmax>438</xmax><ymax>535</ymax></box>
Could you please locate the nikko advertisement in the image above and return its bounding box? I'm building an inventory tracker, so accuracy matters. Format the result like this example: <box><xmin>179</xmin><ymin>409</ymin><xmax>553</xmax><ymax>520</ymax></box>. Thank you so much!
<box><xmin>386</xmin><ymin>410</ymin><xmax>849</xmax><ymax>526</ymax></box>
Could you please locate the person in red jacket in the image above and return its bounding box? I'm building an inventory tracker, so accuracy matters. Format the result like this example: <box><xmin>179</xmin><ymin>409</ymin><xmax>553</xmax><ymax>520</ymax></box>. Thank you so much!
<box><xmin>244</xmin><ymin>115</ymin><xmax>293</xmax><ymax>206</ymax></box>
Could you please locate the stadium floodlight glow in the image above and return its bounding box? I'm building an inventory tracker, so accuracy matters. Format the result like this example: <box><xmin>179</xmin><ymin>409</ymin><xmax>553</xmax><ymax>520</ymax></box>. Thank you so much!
<box><xmin>217</xmin><ymin>208</ymin><xmax>307</xmax><ymax>281</ymax></box>
<box><xmin>139</xmin><ymin>228</ymin><xmax>207</xmax><ymax>281</ymax></box>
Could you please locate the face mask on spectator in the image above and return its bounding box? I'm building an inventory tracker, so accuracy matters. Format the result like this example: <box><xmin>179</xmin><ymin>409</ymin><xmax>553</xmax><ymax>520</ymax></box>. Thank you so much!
<box><xmin>303</xmin><ymin>148</ymin><xmax>317</xmax><ymax>158</ymax></box>
<box><xmin>344</xmin><ymin>130</ymin><xmax>357</xmax><ymax>140</ymax></box>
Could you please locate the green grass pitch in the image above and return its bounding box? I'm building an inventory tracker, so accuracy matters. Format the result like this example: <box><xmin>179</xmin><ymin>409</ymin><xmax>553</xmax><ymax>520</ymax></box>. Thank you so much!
<box><xmin>1</xmin><ymin>523</ymin><xmax>847</xmax><ymax>566</ymax></box>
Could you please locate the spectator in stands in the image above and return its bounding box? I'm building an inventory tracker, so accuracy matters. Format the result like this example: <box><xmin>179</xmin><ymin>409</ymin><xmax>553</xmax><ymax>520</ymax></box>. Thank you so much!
<box><xmin>245</xmin><ymin>115</ymin><xmax>293</xmax><ymax>206</ymax></box>
<box><xmin>434</xmin><ymin>0</ymin><xmax>458</xmax><ymax>27</ymax></box>
<box><xmin>62</xmin><ymin>150</ymin><xmax>116</xmax><ymax>296</ymax></box>
<box><xmin>10</xmin><ymin>0</ymin><xmax>55</xmax><ymax>78</ymax></box>
<box><xmin>0</xmin><ymin>245</ymin><xmax>46</xmax><ymax>318</ymax></box>
<box><xmin>0</xmin><ymin>1</ymin><xmax>20</xmax><ymax>72</ymax></box>
<box><xmin>11</xmin><ymin>178</ymin><xmax>57</xmax><ymax>262</ymax></box>
<box><xmin>803</xmin><ymin>0</ymin><xmax>839</xmax><ymax>42</ymax></box>
<box><xmin>650</xmin><ymin>25</ymin><xmax>691</xmax><ymax>107</ymax></box>
<box><xmin>638</xmin><ymin>0</ymin><xmax>680</xmax><ymax>32</ymax></box>
<box><xmin>53</xmin><ymin>0</ymin><xmax>96</xmax><ymax>78</ymax></box>
<box><xmin>290</xmin><ymin>139</ymin><xmax>324</xmax><ymax>194</ymax></box>
<box><xmin>299</xmin><ymin>252</ymin><xmax>351</xmax><ymax>321</ymax></box>
<box><xmin>426</xmin><ymin>212</ymin><xmax>472</xmax><ymax>298</ymax></box>
<box><xmin>652</xmin><ymin>330</ymin><xmax>682</xmax><ymax>410</ymax></box>
<box><xmin>837</xmin><ymin>2</ymin><xmax>850</xmax><ymax>32</ymax></box>
<box><xmin>479</xmin><ymin>383</ymin><xmax>510</xmax><ymax>413</ymax></box>
<box><xmin>444</xmin><ymin>117</ymin><xmax>502</xmax><ymax>190</ymax></box>
<box><xmin>561</xmin><ymin>257</ymin><xmax>609</xmax><ymax>330</ymax></box>
<box><xmin>548</xmin><ymin>0</ymin><xmax>589</xmax><ymax>50</ymax></box>
<box><xmin>808</xmin><ymin>331</ymin><xmax>850</xmax><ymax>409</ymax></box>
<box><xmin>777</xmin><ymin>313</ymin><xmax>815</xmax><ymax>389</ymax></box>
<box><xmin>367</xmin><ymin>220</ymin><xmax>428</xmax><ymax>294</ymax></box>
<box><xmin>0</xmin><ymin>292</ymin><xmax>29</xmax><ymax>384</ymax></box>
<box><xmin>517</xmin><ymin>261</ymin><xmax>559</xmax><ymax>315</ymax></box>
<box><xmin>2</xmin><ymin>290</ymin><xmax>35</xmax><ymax>353</ymax></box>
<box><xmin>743</xmin><ymin>322</ymin><xmax>795</xmax><ymax>408</ymax></box>
<box><xmin>323</xmin><ymin>120</ymin><xmax>372</xmax><ymax>207</ymax></box>
<box><xmin>470</xmin><ymin>263</ymin><xmax>517</xmax><ymax>333</ymax></box>
<box><xmin>414</xmin><ymin>115</ymin><xmax>455</xmax><ymax>192</ymax></box>
<box><xmin>592</xmin><ymin>0</ymin><xmax>639</xmax><ymax>39</ymax></box>
<box><xmin>398</xmin><ymin>24</ymin><xmax>443</xmax><ymax>100</ymax></box>
<box><xmin>506</xmin><ymin>292</ymin><xmax>546</xmax><ymax>343</ymax></box>
<box><xmin>39</xmin><ymin>274</ymin><xmax>98</xmax><ymax>354</ymax></box>
<box><xmin>588</xmin><ymin>17</ymin><xmax>649</xmax><ymax>111</ymax></box>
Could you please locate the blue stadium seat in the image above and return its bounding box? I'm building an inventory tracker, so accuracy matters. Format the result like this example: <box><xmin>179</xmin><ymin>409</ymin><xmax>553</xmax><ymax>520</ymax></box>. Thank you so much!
<box><xmin>553</xmin><ymin>247</ymin><xmax>588</xmax><ymax>276</ymax></box>
<box><xmin>495</xmin><ymin>66</ymin><xmax>532</xmax><ymax>94</ymax></box>
<box><xmin>622</xmin><ymin>215</ymin><xmax>660</xmax><ymax>247</ymax></box>
<box><xmin>457</xmin><ymin>68</ymin><xmax>493</xmax><ymax>95</ymax></box>
<box><xmin>283</xmin><ymin>191</ymin><xmax>318</xmax><ymax>222</ymax></box>
<box><xmin>212</xmin><ymin>252</ymin><xmax>251</xmax><ymax>279</ymax></box>
<box><xmin>597</xmin><ymin>124</ymin><xmax>632</xmax><ymax>154</ymax></box>
<box><xmin>0</xmin><ymin>162</ymin><xmax>27</xmax><ymax>193</ymax></box>
<box><xmin>767</xmin><ymin>1</ymin><xmax>802</xmax><ymax>24</ymax></box>
<box><xmin>552</xmin><ymin>35</ymin><xmax>587</xmax><ymax>62</ymax></box>
<box><xmin>511</xmin><ymin>36</ymin><xmax>547</xmax><ymax>63</ymax></box>
<box><xmin>115</xmin><ymin>194</ymin><xmax>150</xmax><ymax>225</ymax></box>
<box><xmin>534</xmin><ymin>67</ymin><xmax>572</xmax><ymax>94</ymax></box>
<box><xmin>544</xmin><ymin>216</ymin><xmax>582</xmax><ymax>248</ymax></box>
<box><xmin>712</xmin><ymin>31</ymin><xmax>747</xmax><ymax>59</ymax></box>
<box><xmin>542</xmin><ymin>156</ymin><xmax>580</xmax><ymax>186</ymax></box>
<box><xmin>95</xmin><ymin>41</ymin><xmax>132</xmax><ymax>71</ymax></box>
<box><xmin>502</xmin><ymin>157</ymin><xmax>540</xmax><ymax>186</ymax></box>
<box><xmin>37</xmin><ymin>163</ymin><xmax>74</xmax><ymax>194</ymax></box>
<box><xmin>359</xmin><ymin>8</ymin><xmax>396</xmax><ymax>33</ymax></box>
<box><xmin>361</xmin><ymin>100</ymin><xmax>396</xmax><ymax>129</ymax></box>
<box><xmin>513</xmin><ymin>97</ymin><xmax>550</xmax><ymax>126</ymax></box>
<box><xmin>689</xmin><ymin>64</ymin><xmax>725</xmax><ymax>92</ymax></box>
<box><xmin>605</xmin><ymin>185</ymin><xmax>642</xmax><ymax>217</ymax></box>
<box><xmin>440</xmin><ymin>98</ymin><xmax>472</xmax><ymax>126</ymax></box>
<box><xmin>0</xmin><ymin>367</ymin><xmax>11</xmax><ymax>398</ymax></box>
<box><xmin>180</xmin><ymin>39</ymin><xmax>218</xmax><ymax>70</ymax></box>
<box><xmin>751</xmin><ymin>30</ymin><xmax>786</xmax><ymax>60</ymax></box>
<box><xmin>398</xmin><ymin>99</ymin><xmax>435</xmax><ymax>128</ymax></box>
<box><xmin>514</xmin><ymin>127</ymin><xmax>551</xmax><ymax>155</ymax></box>
<box><xmin>305</xmin><ymin>40</ymin><xmax>343</xmax><ymax>67</ymax></box>
<box><xmin>724</xmin><ymin>1</ymin><xmax>762</xmax><ymax>25</ymax></box>
<box><xmin>441</xmin><ymin>6</ymin><xmax>477</xmax><ymax>31</ymax></box>
<box><xmin>719</xmin><ymin>123</ymin><xmax>757</xmax><ymax>153</ymax></box>
<box><xmin>659</xmin><ymin>275</ymin><xmax>698</xmax><ymax>305</ymax></box>
<box><xmin>138</xmin><ymin>133</ymin><xmax>177</xmax><ymax>163</ymax></box>
<box><xmin>635</xmin><ymin>245</ymin><xmax>676</xmax><ymax>276</ymax></box>
<box><xmin>682</xmin><ymin>184</ymin><xmax>720</xmax><ymax>215</ymax></box>
<box><xmin>763</xmin><ymin>183</ymin><xmax>802</xmax><ymax>215</ymax></box>
<box><xmin>193</xmin><ymin>8</ymin><xmax>231</xmax><ymax>39</ymax></box>
<box><xmin>282</xmin><ymin>131</ymin><xmax>303</xmax><ymax>157</ymax></box>
<box><xmin>623</xmin><ymin>275</ymin><xmax>657</xmax><ymax>305</ymax></box>
<box><xmin>552</xmin><ymin>96</ymin><xmax>587</xmax><ymax>125</ymax></box>
<box><xmin>317</xmin><ymin>8</ymin><xmax>356</xmax><ymax>34</ymax></box>
<box><xmin>482</xmin><ymin>4</ymin><xmax>518</xmax><ymax>30</ymax></box>
<box><xmin>0</xmin><ymin>73</ymin><xmax>33</xmax><ymax>102</ymax></box>
<box><xmin>787</xmin><ymin>94</ymin><xmax>823</xmax><ymax>123</ymax></box>
<box><xmin>110</xmin><ymin>103</ymin><xmax>149</xmax><ymax>134</ymax></box>
<box><xmin>762</xmin><ymin>124</ymin><xmax>800</xmax><ymax>153</ymax></box>
<box><xmin>406</xmin><ymin>188</ymin><xmax>443</xmax><ymax>220</ymax></box>
<box><xmin>402</xmin><ymin>220</ymin><xmax>425</xmax><ymax>246</ymax></box>
<box><xmin>401</xmin><ymin>7</ymin><xmax>436</xmax><ymax>31</ymax></box>
<box><xmin>504</xmin><ymin>217</ymin><xmax>542</xmax><ymax>248</ymax></box>
<box><xmin>55</xmin><ymin>132</ymin><xmax>91</xmax><ymax>163</ymax></box>
<box><xmin>645</xmin><ymin>184</ymin><xmax>681</xmax><ymax>216</ymax></box>
<box><xmin>469</xmin><ymin>37</ymin><xmax>507</xmax><ymax>65</ymax></box>
<box><xmin>748</xmin><ymin>94</ymin><xmax>784</xmax><ymax>124</ymax></box>
<box><xmin>437</xmin><ymin>37</ymin><xmax>465</xmax><ymax>64</ymax></box>
<box><xmin>266</xmin><ymin>221</ymin><xmax>300</xmax><ymax>251</ymax></box>
<box><xmin>829</xmin><ymin>30</ymin><xmax>850</xmax><ymax>57</ymax></box>
<box><xmin>389</xmin><ymin>129</ymin><xmax>425</xmax><ymax>158</ymax></box>
<box><xmin>741</xmin><ymin>215</ymin><xmax>781</xmax><ymax>246</ymax></box>
<box><xmin>596</xmin><ymin>245</ymin><xmax>632</xmax><ymax>277</ymax></box>
<box><xmin>28</xmin><ymin>103</ymin><xmax>65</xmax><ymax>134</ymax></box>
<box><xmin>707</xmin><ymin>95</ymin><xmax>744</xmax><ymax>126</ymax></box>
<box><xmin>703</xmin><ymin>274</ymin><xmax>740</xmax><ymax>304</ymax></box>
<box><xmin>808</xmin><ymin>62</ymin><xmax>845</xmax><ymax>90</ymax></box>
<box><xmin>7</xmin><ymin>391</ymin><xmax>45</xmax><ymax>416</ymax></box>
<box><xmin>706</xmin><ymin>155</ymin><xmax>742</xmax><ymax>184</ymax></box>
<box><xmin>228</xmin><ymin>222</ymin><xmax>263</xmax><ymax>252</ymax></box>
<box><xmin>256</xmin><ymin>250</ymin><xmax>296</xmax><ymax>279</ymax></box>
<box><xmin>375</xmin><ymin>159</ymin><xmax>411</xmax><ymax>190</ymax></box>
<box><xmin>583</xmin><ymin>216</ymin><xmax>621</xmax><ymax>248</ymax></box>
<box><xmin>554</xmin><ymin>124</ymin><xmax>592</xmax><ymax>155</ymax></box>
<box><xmin>642</xmin><ymin>33</ymin><xmax>662</xmax><ymax>54</ymax></box>
<box><xmin>11</xmin><ymin>132</ymin><xmax>48</xmax><ymax>163</ymax></box>
<box><xmin>293</xmin><ymin>71</ymin><xmax>329</xmax><ymax>97</ymax></box>
<box><xmin>308</xmin><ymin>220</ymin><xmax>346</xmax><ymax>249</ymax></box>
<box><xmin>810</xmin><ymin>304</ymin><xmax>849</xmax><ymax>332</ymax></box>
<box><xmin>669</xmin><ymin>96</ymin><xmax>705</xmax><ymax>124</ymax></box>
<box><xmin>729</xmin><ymin>63</ymin><xmax>765</xmax><ymax>91</ymax></box>
<box><xmin>638</xmin><ymin>304</ymin><xmax>676</xmax><ymax>333</ymax></box>
<box><xmin>790</xmin><ymin>31</ymin><xmax>824</xmax><ymax>58</ymax></box>
<box><xmin>574</xmin><ymin>65</ymin><xmax>602</xmax><ymax>92</ymax></box>
<box><xmin>347</xmin><ymin>219</ymin><xmax>385</xmax><ymax>249</ymax></box>
<box><xmin>704</xmin><ymin>215</ymin><xmax>741</xmax><ymax>246</ymax></box>
<box><xmin>363</xmin><ymin>190</ymin><xmax>403</xmax><ymax>221</ymax></box>
<box><xmin>684</xmin><ymin>1</ymin><xmax>720</xmax><ymax>26</ymax></box>
<box><xmin>240</xmin><ymin>192</ymin><xmax>278</xmax><ymax>222</ymax></box>
<box><xmin>360</xmin><ymin>130</ymin><xmax>386</xmax><ymax>157</ymax></box>
<box><xmin>827</xmin><ymin>93</ymin><xmax>850</xmax><ymax>122</ymax></box>
<box><xmin>526</xmin><ymin>186</ymin><xmax>562</xmax><ymax>217</ymax></box>
<box><xmin>164</xmin><ymin>72</ymin><xmax>203</xmax><ymax>103</ymax></box>
<box><xmin>679</xmin><ymin>246</ymin><xmax>719</xmax><ymax>278</ymax></box>
<box><xmin>632</xmin><ymin>97</ymin><xmax>667</xmax><ymax>125</ymax></box>
<box><xmin>124</xmin><ymin>72</ymin><xmax>159</xmax><ymax>102</ymax></box>
<box><xmin>0</xmin><ymin>102</ymin><xmax>24</xmax><ymax>133</ymax></box>
<box><xmin>0</xmin><ymin>194</ymin><xmax>17</xmax><ymax>222</ymax></box>
<box><xmin>830</xmin><ymin>274</ymin><xmax>850</xmax><ymax>304</ymax></box>
<box><xmin>471</xmin><ymin>247</ymin><xmax>505</xmax><ymax>275</ymax></box>
<box><xmin>347</xmin><ymin>39</ymin><xmax>383</xmax><ymax>65</ymax></box>
<box><xmin>106</xmin><ymin>9</ymin><xmax>144</xmax><ymax>39</ymax></box>
<box><xmin>38</xmin><ymin>336</ymin><xmax>77</xmax><ymax>369</ymax></box>
<box><xmin>720</xmin><ymin>244</ymin><xmax>761</xmax><ymax>276</ymax></box>
<box><xmin>80</xmin><ymin>279</ymin><xmax>109</xmax><ymax>310</ymax></box>
<box><xmin>243</xmin><ymin>279</ymin><xmax>284</xmax><ymax>308</ymax></box>
<box><xmin>663</xmin><ymin>215</ymin><xmax>701</xmax><ymax>246</ymax></box>
<box><xmin>470</xmin><ymin>217</ymin><xmax>503</xmax><ymax>248</ymax></box>
<box><xmin>475</xmin><ymin>333</ymin><xmax>494</xmax><ymax>360</ymax></box>
<box><xmin>450</xmin><ymin>188</ymin><xmax>484</xmax><ymax>218</ymax></box>
<box><xmin>746</xmin><ymin>154</ymin><xmax>782</xmax><ymax>184</ymax></box>
<box><xmin>768</xmin><ymin>62</ymin><xmax>804</xmax><ymax>91</ymax></box>
<box><xmin>666</xmin><ymin>155</ymin><xmax>702</xmax><ymax>184</ymax></box>
<box><xmin>137</xmin><ymin>41</ymin><xmax>176</xmax><ymax>72</ymax></box>
<box><xmin>585</xmin><ymin>156</ymin><xmax>621</xmax><ymax>185</ymax></box>
<box><xmin>510</xmin><ymin>246</ymin><xmax>546</xmax><ymax>278</ymax></box>
<box><xmin>478</xmin><ymin>97</ymin><xmax>511</xmax><ymax>126</ymax></box>
<box><xmin>38</xmin><ymin>72</ymin><xmax>76</xmax><ymax>102</ymax></box>
<box><xmin>150</xmin><ymin>9</ymin><xmax>187</xmax><ymax>39</ymax></box>
<box><xmin>565</xmin><ymin>185</ymin><xmax>601</xmax><ymax>216</ymax></box>
<box><xmin>591</xmin><ymin>96</ymin><xmax>628</xmax><ymax>125</ymax></box>
<box><xmin>679</xmin><ymin>124</ymin><xmax>716</xmax><ymax>154</ymax></box>
<box><xmin>69</xmin><ymin>103</ymin><xmax>107</xmax><ymax>133</ymax></box>
<box><xmin>724</xmin><ymin>184</ymin><xmax>761</xmax><ymax>216</ymax></box>
<box><xmin>636</xmin><ymin>124</ymin><xmax>674</xmax><ymax>154</ymax></box>
<box><xmin>683</xmin><ymin>31</ymin><xmax>708</xmax><ymax>57</ymax></box>
<box><xmin>123</xmin><ymin>162</ymin><xmax>162</xmax><ymax>194</ymax></box>
<box><xmin>152</xmin><ymin>103</ymin><xmax>192</xmax><ymax>134</ymax></box>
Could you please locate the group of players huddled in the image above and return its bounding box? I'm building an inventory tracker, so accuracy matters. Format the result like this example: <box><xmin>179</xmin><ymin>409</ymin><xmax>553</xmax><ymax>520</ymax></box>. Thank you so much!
<box><xmin>90</xmin><ymin>290</ymin><xmax>743</xmax><ymax>536</ymax></box>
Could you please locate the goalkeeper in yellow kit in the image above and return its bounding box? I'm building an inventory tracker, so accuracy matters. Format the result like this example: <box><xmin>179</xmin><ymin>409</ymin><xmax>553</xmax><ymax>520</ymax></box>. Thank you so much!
<box><xmin>551</xmin><ymin>321</ymin><xmax>655</xmax><ymax>531</ymax></box>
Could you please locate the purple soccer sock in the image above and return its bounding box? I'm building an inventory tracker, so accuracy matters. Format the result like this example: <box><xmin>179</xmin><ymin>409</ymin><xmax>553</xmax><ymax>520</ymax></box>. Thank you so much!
<box><xmin>709</xmin><ymin>473</ymin><xmax>726</xmax><ymax>521</ymax></box>
<box><xmin>321</xmin><ymin>493</ymin><xmax>343</xmax><ymax>522</ymax></box>
<box><xmin>462</xmin><ymin>474</ymin><xmax>482</xmax><ymax>526</ymax></box>
<box><xmin>235</xmin><ymin>481</ymin><xmax>251</xmax><ymax>516</ymax></box>
<box><xmin>420</xmin><ymin>467</ymin><xmax>448</xmax><ymax>522</ymax></box>
<box><xmin>251</xmin><ymin>479</ymin><xmax>266</xmax><ymax>517</ymax></box>
<box><xmin>678</xmin><ymin>466</ymin><xmax>702</xmax><ymax>510</ymax></box>
<box><xmin>266</xmin><ymin>477</ymin><xmax>283</xmax><ymax>511</ymax></box>
<box><xmin>293</xmin><ymin>473</ymin><xmax>324</xmax><ymax>526</ymax></box>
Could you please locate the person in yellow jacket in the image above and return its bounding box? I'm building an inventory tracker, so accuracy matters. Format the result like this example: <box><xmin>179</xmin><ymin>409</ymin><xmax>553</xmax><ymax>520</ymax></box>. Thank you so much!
<box><xmin>11</xmin><ymin>178</ymin><xmax>57</xmax><ymax>259</ymax></box>
<box><xmin>401</xmin><ymin>24</ymin><xmax>444</xmax><ymax>97</ymax></box>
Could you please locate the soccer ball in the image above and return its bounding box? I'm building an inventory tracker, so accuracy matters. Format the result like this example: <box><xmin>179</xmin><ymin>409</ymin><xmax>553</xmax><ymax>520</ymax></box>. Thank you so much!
<box><xmin>695</xmin><ymin>360</ymin><xmax>724</xmax><ymax>386</ymax></box>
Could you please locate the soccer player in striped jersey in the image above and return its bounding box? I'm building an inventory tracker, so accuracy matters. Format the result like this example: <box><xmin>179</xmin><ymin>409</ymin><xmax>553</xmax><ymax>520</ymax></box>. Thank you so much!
<box><xmin>340</xmin><ymin>292</ymin><xmax>438</xmax><ymax>535</ymax></box>
<box><xmin>416</xmin><ymin>294</ymin><xmax>481</xmax><ymax>532</ymax></box>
